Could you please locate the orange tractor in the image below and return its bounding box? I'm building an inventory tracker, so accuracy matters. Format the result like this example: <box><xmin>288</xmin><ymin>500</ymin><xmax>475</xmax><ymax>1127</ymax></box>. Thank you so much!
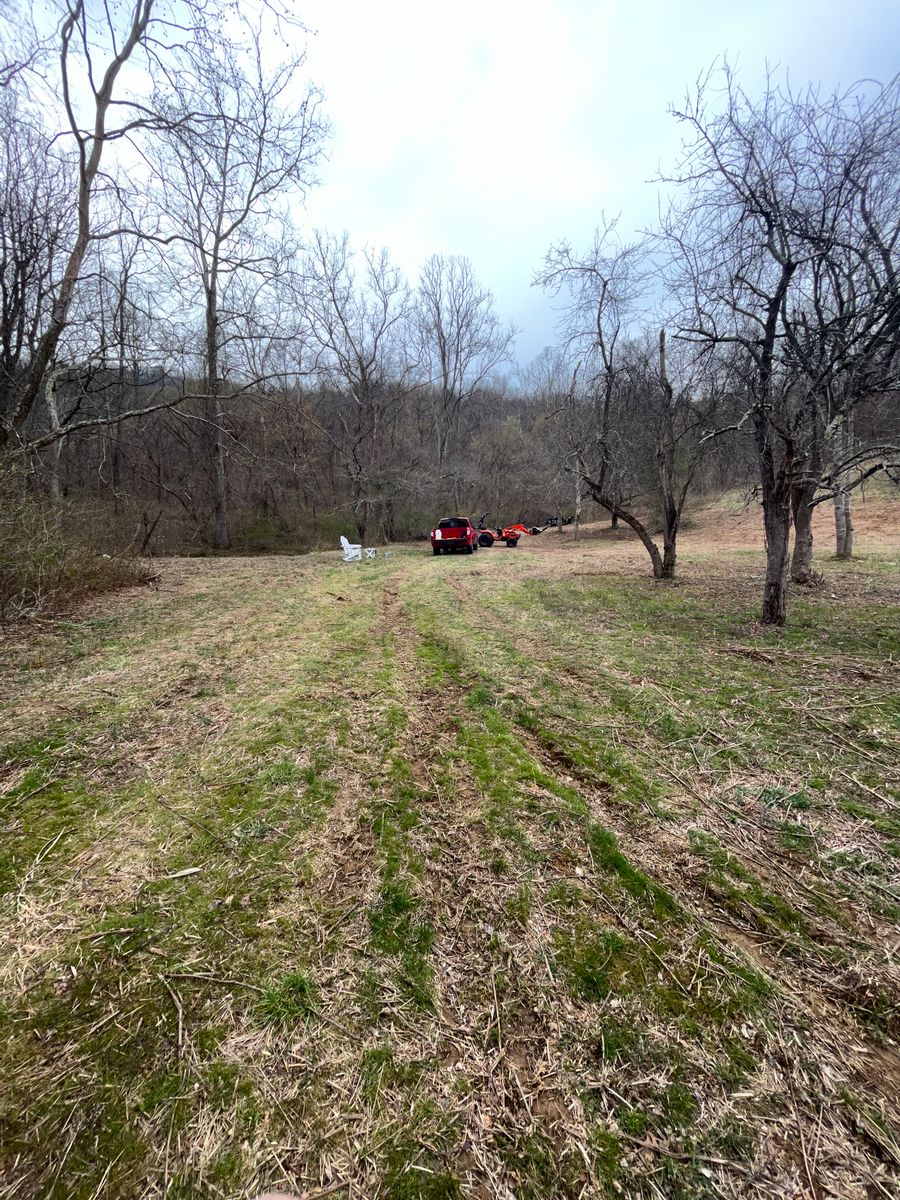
<box><xmin>475</xmin><ymin>515</ymin><xmax>543</xmax><ymax>548</ymax></box>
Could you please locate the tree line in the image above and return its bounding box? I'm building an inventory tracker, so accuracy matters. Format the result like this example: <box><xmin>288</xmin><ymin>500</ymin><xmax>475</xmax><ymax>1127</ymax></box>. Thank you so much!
<box><xmin>0</xmin><ymin>3</ymin><xmax>897</xmax><ymax>625</ymax></box>
<box><xmin>537</xmin><ymin>69</ymin><xmax>900</xmax><ymax>622</ymax></box>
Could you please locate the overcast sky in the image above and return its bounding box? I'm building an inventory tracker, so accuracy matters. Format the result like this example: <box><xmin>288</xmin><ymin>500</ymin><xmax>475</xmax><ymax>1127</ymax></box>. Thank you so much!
<box><xmin>298</xmin><ymin>0</ymin><xmax>899</xmax><ymax>364</ymax></box>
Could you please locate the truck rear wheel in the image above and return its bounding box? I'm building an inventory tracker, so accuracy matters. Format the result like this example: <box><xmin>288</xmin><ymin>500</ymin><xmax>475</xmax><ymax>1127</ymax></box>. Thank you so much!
<box><xmin>432</xmin><ymin>545</ymin><xmax>441</xmax><ymax>555</ymax></box>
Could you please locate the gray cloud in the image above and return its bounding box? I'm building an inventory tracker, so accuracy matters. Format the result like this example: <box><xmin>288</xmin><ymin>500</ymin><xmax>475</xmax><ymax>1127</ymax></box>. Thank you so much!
<box><xmin>299</xmin><ymin>0</ymin><xmax>900</xmax><ymax>362</ymax></box>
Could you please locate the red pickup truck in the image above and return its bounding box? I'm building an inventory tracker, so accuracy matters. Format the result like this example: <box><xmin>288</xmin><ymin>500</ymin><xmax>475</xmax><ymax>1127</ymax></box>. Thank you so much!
<box><xmin>430</xmin><ymin>516</ymin><xmax>480</xmax><ymax>555</ymax></box>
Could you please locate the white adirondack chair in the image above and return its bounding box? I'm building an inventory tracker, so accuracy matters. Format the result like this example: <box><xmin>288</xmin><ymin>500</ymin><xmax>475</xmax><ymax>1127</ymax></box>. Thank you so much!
<box><xmin>340</xmin><ymin>535</ymin><xmax>362</xmax><ymax>562</ymax></box>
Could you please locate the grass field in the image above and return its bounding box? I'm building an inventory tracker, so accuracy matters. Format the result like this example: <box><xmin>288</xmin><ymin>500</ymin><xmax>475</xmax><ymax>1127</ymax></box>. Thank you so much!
<box><xmin>1</xmin><ymin>499</ymin><xmax>899</xmax><ymax>1199</ymax></box>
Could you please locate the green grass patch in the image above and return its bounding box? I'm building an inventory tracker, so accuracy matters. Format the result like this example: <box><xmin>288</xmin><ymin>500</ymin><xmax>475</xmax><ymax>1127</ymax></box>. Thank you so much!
<box><xmin>258</xmin><ymin>969</ymin><xmax>319</xmax><ymax>1028</ymax></box>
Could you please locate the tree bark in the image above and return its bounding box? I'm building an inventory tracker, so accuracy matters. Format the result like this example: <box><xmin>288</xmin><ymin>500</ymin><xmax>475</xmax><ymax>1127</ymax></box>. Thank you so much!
<box><xmin>753</xmin><ymin>406</ymin><xmax>793</xmax><ymax>626</ymax></box>
<box><xmin>790</xmin><ymin>479</ymin><xmax>816</xmax><ymax>583</ymax></box>
<box><xmin>834</xmin><ymin>413</ymin><xmax>854</xmax><ymax>559</ymax></box>
<box><xmin>211</xmin><ymin>407</ymin><xmax>228</xmax><ymax>550</ymax></box>
<box><xmin>44</xmin><ymin>366</ymin><xmax>64</xmax><ymax>505</ymax></box>
<box><xmin>661</xmin><ymin>536</ymin><xmax>676</xmax><ymax>579</ymax></box>
<box><xmin>843</xmin><ymin>493</ymin><xmax>854</xmax><ymax>558</ymax></box>
<box><xmin>763</xmin><ymin>496</ymin><xmax>792</xmax><ymax>628</ymax></box>
<box><xmin>834</xmin><ymin>489</ymin><xmax>853</xmax><ymax>557</ymax></box>
<box><xmin>656</xmin><ymin>330</ymin><xmax>678</xmax><ymax>580</ymax></box>
<box><xmin>833</xmin><ymin>490</ymin><xmax>847</xmax><ymax>557</ymax></box>
<box><xmin>762</xmin><ymin>503</ymin><xmax>791</xmax><ymax>623</ymax></box>
<box><xmin>205</xmin><ymin>281</ymin><xmax>229</xmax><ymax>550</ymax></box>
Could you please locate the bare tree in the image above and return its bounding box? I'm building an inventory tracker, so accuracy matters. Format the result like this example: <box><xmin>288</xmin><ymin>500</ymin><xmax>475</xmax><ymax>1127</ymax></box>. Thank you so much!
<box><xmin>300</xmin><ymin>231</ymin><xmax>420</xmax><ymax>542</ymax></box>
<box><xmin>0</xmin><ymin>0</ymin><xmax>157</xmax><ymax>452</ymax></box>
<box><xmin>779</xmin><ymin>78</ymin><xmax>900</xmax><ymax>568</ymax></box>
<box><xmin>664</xmin><ymin>70</ymin><xmax>822</xmax><ymax>621</ymax></box>
<box><xmin>664</xmin><ymin>65</ymin><xmax>900</xmax><ymax>621</ymax></box>
<box><xmin>0</xmin><ymin>91</ymin><xmax>73</xmax><ymax>445</ymax></box>
<box><xmin>153</xmin><ymin>27</ymin><xmax>326</xmax><ymax>547</ymax></box>
<box><xmin>0</xmin><ymin>0</ymin><xmax>320</xmax><ymax>464</ymax></box>
<box><xmin>581</xmin><ymin>330</ymin><xmax>717</xmax><ymax>578</ymax></box>
<box><xmin>519</xmin><ymin>348</ymin><xmax>584</xmax><ymax>533</ymax></box>
<box><xmin>417</xmin><ymin>254</ymin><xmax>515</xmax><ymax>468</ymax></box>
<box><xmin>536</xmin><ymin>217</ymin><xmax>646</xmax><ymax>530</ymax></box>
<box><xmin>537</xmin><ymin>221</ymin><xmax>718</xmax><ymax>577</ymax></box>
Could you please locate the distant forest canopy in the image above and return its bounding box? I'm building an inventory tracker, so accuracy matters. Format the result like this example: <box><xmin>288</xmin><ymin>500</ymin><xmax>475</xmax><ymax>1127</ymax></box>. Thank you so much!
<box><xmin>0</xmin><ymin>0</ymin><xmax>897</xmax><ymax>623</ymax></box>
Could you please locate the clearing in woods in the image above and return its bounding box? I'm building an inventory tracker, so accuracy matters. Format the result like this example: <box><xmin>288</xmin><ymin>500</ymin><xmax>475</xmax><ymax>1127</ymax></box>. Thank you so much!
<box><xmin>1</xmin><ymin>499</ymin><xmax>899</xmax><ymax>1200</ymax></box>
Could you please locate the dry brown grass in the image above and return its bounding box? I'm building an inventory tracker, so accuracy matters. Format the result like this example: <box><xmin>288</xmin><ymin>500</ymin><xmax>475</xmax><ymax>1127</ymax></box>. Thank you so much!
<box><xmin>1</xmin><ymin>501</ymin><xmax>898</xmax><ymax>1199</ymax></box>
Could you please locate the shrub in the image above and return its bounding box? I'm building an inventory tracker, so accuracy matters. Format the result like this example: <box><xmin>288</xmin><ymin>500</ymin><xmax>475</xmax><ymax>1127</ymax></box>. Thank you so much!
<box><xmin>0</xmin><ymin>471</ymin><xmax>148</xmax><ymax>620</ymax></box>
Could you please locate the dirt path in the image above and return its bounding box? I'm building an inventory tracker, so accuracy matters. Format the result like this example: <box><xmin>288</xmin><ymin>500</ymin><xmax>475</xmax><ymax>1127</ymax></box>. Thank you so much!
<box><xmin>1</xmin><ymin>515</ymin><xmax>898</xmax><ymax>1200</ymax></box>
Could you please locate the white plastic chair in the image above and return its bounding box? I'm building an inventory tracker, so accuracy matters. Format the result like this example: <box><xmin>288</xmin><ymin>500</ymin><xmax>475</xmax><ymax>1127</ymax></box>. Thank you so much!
<box><xmin>340</xmin><ymin>535</ymin><xmax>362</xmax><ymax>562</ymax></box>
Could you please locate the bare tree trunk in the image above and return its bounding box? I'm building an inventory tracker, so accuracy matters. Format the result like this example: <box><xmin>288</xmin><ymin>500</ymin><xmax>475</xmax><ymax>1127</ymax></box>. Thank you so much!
<box><xmin>351</xmin><ymin>473</ymin><xmax>368</xmax><ymax>542</ymax></box>
<box><xmin>834</xmin><ymin>489</ymin><xmax>854</xmax><ymax>557</ymax></box>
<box><xmin>755</xmin><ymin>435</ymin><xmax>792</xmax><ymax>625</ymax></box>
<box><xmin>834</xmin><ymin>413</ymin><xmax>854</xmax><ymax>559</ymax></box>
<box><xmin>573</xmin><ymin>472</ymin><xmax>582</xmax><ymax>540</ymax></box>
<box><xmin>790</xmin><ymin>385</ymin><xmax>823</xmax><ymax>584</ymax></box>
<box><xmin>661</xmin><ymin>536</ymin><xmax>676</xmax><ymax>579</ymax></box>
<box><xmin>585</xmin><ymin>485</ymin><xmax>665</xmax><ymax>576</ymax></box>
<box><xmin>111</xmin><ymin>414</ymin><xmax>122</xmax><ymax>510</ymax></box>
<box><xmin>841</xmin><ymin>491</ymin><xmax>854</xmax><ymax>557</ymax></box>
<box><xmin>45</xmin><ymin>366</ymin><xmax>65</xmax><ymax>505</ymax></box>
<box><xmin>435</xmin><ymin>416</ymin><xmax>449</xmax><ymax>469</ymax></box>
<box><xmin>138</xmin><ymin>510</ymin><xmax>161</xmax><ymax>554</ymax></box>
<box><xmin>639</xmin><ymin>525</ymin><xmax>665</xmax><ymax>578</ymax></box>
<box><xmin>205</xmin><ymin>285</ymin><xmax>229</xmax><ymax>550</ymax></box>
<box><xmin>833</xmin><ymin>490</ymin><xmax>847</xmax><ymax>557</ymax></box>
<box><xmin>790</xmin><ymin>477</ymin><xmax>816</xmax><ymax>583</ymax></box>
<box><xmin>111</xmin><ymin>271</ymin><xmax>128</xmax><ymax>514</ymax></box>
<box><xmin>381</xmin><ymin>499</ymin><xmax>395</xmax><ymax>544</ymax></box>
<box><xmin>763</xmin><ymin>503</ymin><xmax>791</xmax><ymax>623</ymax></box>
<box><xmin>211</xmin><ymin>408</ymin><xmax>228</xmax><ymax>550</ymax></box>
<box><xmin>753</xmin><ymin>374</ymin><xmax>794</xmax><ymax>625</ymax></box>
<box><xmin>48</xmin><ymin>440</ymin><xmax>63</xmax><ymax>506</ymax></box>
<box><xmin>656</xmin><ymin>330</ymin><xmax>678</xmax><ymax>580</ymax></box>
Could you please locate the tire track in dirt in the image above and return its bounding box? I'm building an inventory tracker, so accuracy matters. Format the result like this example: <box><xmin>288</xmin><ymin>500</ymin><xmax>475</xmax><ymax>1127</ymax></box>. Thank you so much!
<box><xmin>376</xmin><ymin>570</ymin><xmax>895</xmax><ymax>1199</ymax></box>
<box><xmin>0</xmin><ymin>564</ymin><xmax>403</xmax><ymax>1200</ymax></box>
<box><xmin>0</xmin><ymin>565</ymin><xmax>358</xmax><ymax>998</ymax></box>
<box><xmin>373</xmin><ymin>570</ymin><xmax>601</xmax><ymax>1198</ymax></box>
<box><xmin>417</xmin><ymin>568</ymin><xmax>900</xmax><ymax>1197</ymax></box>
<box><xmin>442</xmin><ymin>573</ymin><xmax>900</xmax><ymax>1097</ymax></box>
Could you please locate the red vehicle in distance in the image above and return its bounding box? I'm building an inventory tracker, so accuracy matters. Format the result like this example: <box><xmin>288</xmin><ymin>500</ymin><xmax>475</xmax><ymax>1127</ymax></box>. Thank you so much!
<box><xmin>473</xmin><ymin>514</ymin><xmax>538</xmax><ymax>548</ymax></box>
<box><xmin>430</xmin><ymin>516</ymin><xmax>480</xmax><ymax>555</ymax></box>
